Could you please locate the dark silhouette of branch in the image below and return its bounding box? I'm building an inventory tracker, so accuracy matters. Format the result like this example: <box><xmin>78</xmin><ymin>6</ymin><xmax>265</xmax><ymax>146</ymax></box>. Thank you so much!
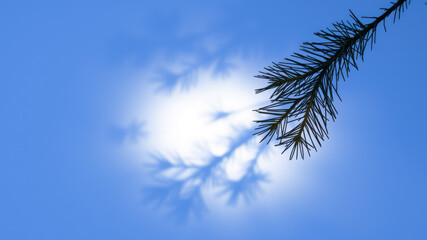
<box><xmin>142</xmin><ymin>121</ymin><xmax>269</xmax><ymax>222</ymax></box>
<box><xmin>254</xmin><ymin>0</ymin><xmax>411</xmax><ymax>159</ymax></box>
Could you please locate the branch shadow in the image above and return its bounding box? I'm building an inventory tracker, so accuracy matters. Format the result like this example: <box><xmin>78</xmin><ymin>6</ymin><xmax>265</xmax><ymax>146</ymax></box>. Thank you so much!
<box><xmin>108</xmin><ymin>121</ymin><xmax>147</xmax><ymax>145</ymax></box>
<box><xmin>154</xmin><ymin>56</ymin><xmax>235</xmax><ymax>93</ymax></box>
<box><xmin>141</xmin><ymin>112</ymin><xmax>270</xmax><ymax>223</ymax></box>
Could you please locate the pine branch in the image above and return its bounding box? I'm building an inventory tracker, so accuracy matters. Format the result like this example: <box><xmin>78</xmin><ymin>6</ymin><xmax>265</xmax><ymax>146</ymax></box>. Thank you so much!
<box><xmin>254</xmin><ymin>0</ymin><xmax>411</xmax><ymax>159</ymax></box>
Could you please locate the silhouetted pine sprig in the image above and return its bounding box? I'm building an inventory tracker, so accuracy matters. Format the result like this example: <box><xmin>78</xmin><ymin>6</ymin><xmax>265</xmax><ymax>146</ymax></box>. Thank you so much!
<box><xmin>254</xmin><ymin>0</ymin><xmax>411</xmax><ymax>159</ymax></box>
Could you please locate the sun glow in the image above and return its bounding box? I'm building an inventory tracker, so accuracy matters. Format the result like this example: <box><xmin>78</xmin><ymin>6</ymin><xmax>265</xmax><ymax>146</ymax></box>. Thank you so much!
<box><xmin>114</xmin><ymin>53</ymin><xmax>312</xmax><ymax>221</ymax></box>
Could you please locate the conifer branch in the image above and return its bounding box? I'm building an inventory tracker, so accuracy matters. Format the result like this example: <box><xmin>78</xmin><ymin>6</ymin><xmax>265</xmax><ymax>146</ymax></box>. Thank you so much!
<box><xmin>254</xmin><ymin>0</ymin><xmax>411</xmax><ymax>159</ymax></box>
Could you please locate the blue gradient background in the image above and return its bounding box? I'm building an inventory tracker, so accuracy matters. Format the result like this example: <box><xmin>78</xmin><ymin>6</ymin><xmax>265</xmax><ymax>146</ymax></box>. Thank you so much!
<box><xmin>1</xmin><ymin>0</ymin><xmax>426</xmax><ymax>239</ymax></box>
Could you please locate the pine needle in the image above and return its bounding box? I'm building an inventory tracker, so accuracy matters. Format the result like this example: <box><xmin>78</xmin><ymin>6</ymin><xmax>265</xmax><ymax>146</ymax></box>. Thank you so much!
<box><xmin>254</xmin><ymin>0</ymin><xmax>411</xmax><ymax>159</ymax></box>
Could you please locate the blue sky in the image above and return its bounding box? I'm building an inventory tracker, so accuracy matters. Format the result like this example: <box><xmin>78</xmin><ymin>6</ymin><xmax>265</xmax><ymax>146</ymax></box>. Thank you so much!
<box><xmin>1</xmin><ymin>0</ymin><xmax>427</xmax><ymax>239</ymax></box>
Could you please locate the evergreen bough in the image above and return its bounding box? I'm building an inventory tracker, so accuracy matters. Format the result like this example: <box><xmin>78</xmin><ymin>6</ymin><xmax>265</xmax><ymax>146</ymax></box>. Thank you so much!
<box><xmin>255</xmin><ymin>0</ymin><xmax>411</xmax><ymax>159</ymax></box>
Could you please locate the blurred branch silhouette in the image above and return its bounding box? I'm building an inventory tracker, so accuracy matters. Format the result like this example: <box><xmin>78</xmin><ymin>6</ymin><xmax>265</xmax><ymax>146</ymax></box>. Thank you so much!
<box><xmin>143</xmin><ymin>112</ymin><xmax>269</xmax><ymax>222</ymax></box>
<box><xmin>155</xmin><ymin>54</ymin><xmax>234</xmax><ymax>92</ymax></box>
<box><xmin>109</xmin><ymin>121</ymin><xmax>147</xmax><ymax>144</ymax></box>
<box><xmin>255</xmin><ymin>0</ymin><xmax>411</xmax><ymax>159</ymax></box>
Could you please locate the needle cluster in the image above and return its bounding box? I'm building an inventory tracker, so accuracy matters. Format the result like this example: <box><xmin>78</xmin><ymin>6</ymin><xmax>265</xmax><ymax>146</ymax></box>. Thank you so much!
<box><xmin>255</xmin><ymin>0</ymin><xmax>411</xmax><ymax>159</ymax></box>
